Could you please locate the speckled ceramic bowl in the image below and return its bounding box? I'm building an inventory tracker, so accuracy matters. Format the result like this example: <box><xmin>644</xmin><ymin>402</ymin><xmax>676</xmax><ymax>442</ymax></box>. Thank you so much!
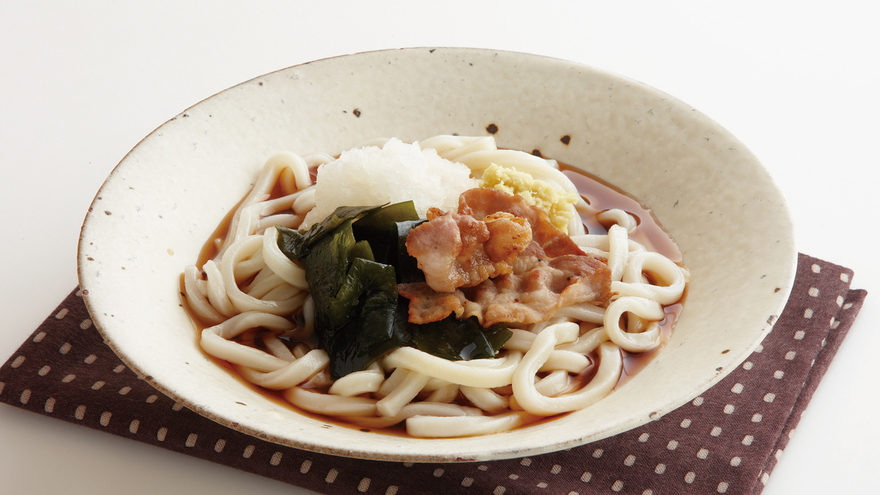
<box><xmin>78</xmin><ymin>48</ymin><xmax>796</xmax><ymax>462</ymax></box>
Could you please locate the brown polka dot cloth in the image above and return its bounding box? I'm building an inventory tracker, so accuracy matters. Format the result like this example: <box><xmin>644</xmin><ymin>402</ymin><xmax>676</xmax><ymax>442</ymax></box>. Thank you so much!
<box><xmin>0</xmin><ymin>253</ymin><xmax>866</xmax><ymax>495</ymax></box>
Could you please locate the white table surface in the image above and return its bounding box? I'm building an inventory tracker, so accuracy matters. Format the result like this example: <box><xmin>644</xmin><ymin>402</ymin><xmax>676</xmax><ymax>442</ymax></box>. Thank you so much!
<box><xmin>1</xmin><ymin>2</ymin><xmax>877</xmax><ymax>494</ymax></box>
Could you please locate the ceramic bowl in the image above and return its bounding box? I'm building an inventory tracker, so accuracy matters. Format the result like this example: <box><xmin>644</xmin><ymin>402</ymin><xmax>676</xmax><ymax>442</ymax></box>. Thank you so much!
<box><xmin>78</xmin><ymin>47</ymin><xmax>796</xmax><ymax>462</ymax></box>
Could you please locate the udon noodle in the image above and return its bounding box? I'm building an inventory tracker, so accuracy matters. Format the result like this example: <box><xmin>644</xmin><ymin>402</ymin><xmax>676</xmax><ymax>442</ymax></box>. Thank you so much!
<box><xmin>181</xmin><ymin>135</ymin><xmax>689</xmax><ymax>438</ymax></box>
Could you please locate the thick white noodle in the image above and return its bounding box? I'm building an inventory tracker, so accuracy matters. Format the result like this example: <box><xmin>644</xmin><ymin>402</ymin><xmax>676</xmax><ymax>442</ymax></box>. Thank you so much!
<box><xmin>302</xmin><ymin>152</ymin><xmax>335</xmax><ymax>167</ymax></box>
<box><xmin>398</xmin><ymin>402</ymin><xmax>483</xmax><ymax>418</ymax></box>
<box><xmin>236</xmin><ymin>349</ymin><xmax>329</xmax><ymax>389</ymax></box>
<box><xmin>217</xmin><ymin>152</ymin><xmax>312</xmax><ymax>257</ymax></box>
<box><xmin>428</xmin><ymin>136</ymin><xmax>497</xmax><ymax>161</ymax></box>
<box><xmin>259</xmin><ymin>189</ymin><xmax>308</xmax><ymax>216</ymax></box>
<box><xmin>232</xmin><ymin>245</ymin><xmax>265</xmax><ymax>281</ymax></box>
<box><xmin>383</xmin><ymin>347</ymin><xmax>522</xmax><ymax>388</ymax></box>
<box><xmin>304</xmin><ymin>368</ymin><xmax>334</xmax><ymax>389</ymax></box>
<box><xmin>346</xmin><ymin>402</ymin><xmax>484</xmax><ymax>430</ymax></box>
<box><xmin>503</xmin><ymin>329</ymin><xmax>539</xmax><ymax>352</ymax></box>
<box><xmin>513</xmin><ymin>325</ymin><xmax>623</xmax><ymax>416</ymax></box>
<box><xmin>221</xmin><ymin>235</ymin><xmax>304</xmax><ymax>315</ymax></box>
<box><xmin>460</xmin><ymin>386</ymin><xmax>509</xmax><ymax>413</ymax></box>
<box><xmin>596</xmin><ymin>208</ymin><xmax>638</xmax><ymax>234</ymax></box>
<box><xmin>602</xmin><ymin>297</ymin><xmax>665</xmax><ymax>352</ymax></box>
<box><xmin>284</xmin><ymin>387</ymin><xmax>378</xmax><ymax>416</ymax></box>
<box><xmin>202</xmin><ymin>260</ymin><xmax>237</xmax><ymax>317</ymax></box>
<box><xmin>611</xmin><ymin>251</ymin><xmax>689</xmax><ymax>305</ymax></box>
<box><xmin>422</xmin><ymin>377</ymin><xmax>451</xmax><ymax>391</ymax></box>
<box><xmin>376</xmin><ymin>370</ymin><xmax>431</xmax><ymax>417</ymax></box>
<box><xmin>551</xmin><ymin>303</ymin><xmax>606</xmax><ymax>324</ymax></box>
<box><xmin>567</xmin><ymin>215</ymin><xmax>587</xmax><ymax>237</ymax></box>
<box><xmin>425</xmin><ymin>383</ymin><xmax>459</xmax><ymax>403</ymax></box>
<box><xmin>534</xmin><ymin>370</ymin><xmax>574</xmax><ymax>397</ymax></box>
<box><xmin>257</xmin><ymin>213</ymin><xmax>301</xmax><ymax>231</ymax></box>
<box><xmin>200</xmin><ymin>312</ymin><xmax>295</xmax><ymax>372</ymax></box>
<box><xmin>292</xmin><ymin>187</ymin><xmax>317</xmax><ymax>216</ymax></box>
<box><xmin>504</xmin><ymin>330</ymin><xmax>590</xmax><ymax>373</ymax></box>
<box><xmin>406</xmin><ymin>411</ymin><xmax>538</xmax><ymax>438</ymax></box>
<box><xmin>244</xmin><ymin>270</ymin><xmax>288</xmax><ymax>299</ymax></box>
<box><xmin>375</xmin><ymin>367</ymin><xmax>409</xmax><ymax>398</ymax></box>
<box><xmin>261</xmin><ymin>227</ymin><xmax>309</xmax><ymax>289</ymax></box>
<box><xmin>183</xmin><ymin>265</ymin><xmax>225</xmax><ymax>324</ymax></box>
<box><xmin>556</xmin><ymin>326</ymin><xmax>609</xmax><ymax>354</ymax></box>
<box><xmin>231</xmin><ymin>203</ymin><xmax>265</xmax><ymax>244</ymax></box>
<box><xmin>539</xmin><ymin>350</ymin><xmax>591</xmax><ymax>374</ymax></box>
<box><xmin>266</xmin><ymin>151</ymin><xmax>312</xmax><ymax>192</ymax></box>
<box><xmin>606</xmin><ymin>224</ymin><xmax>630</xmax><ymax>282</ymax></box>
<box><xmin>262</xmin><ymin>333</ymin><xmax>296</xmax><ymax>361</ymax></box>
<box><xmin>328</xmin><ymin>362</ymin><xmax>384</xmax><ymax>397</ymax></box>
<box><xmin>202</xmin><ymin>310</ymin><xmax>293</xmax><ymax>340</ymax></box>
<box><xmin>570</xmin><ymin>234</ymin><xmax>646</xmax><ymax>260</ymax></box>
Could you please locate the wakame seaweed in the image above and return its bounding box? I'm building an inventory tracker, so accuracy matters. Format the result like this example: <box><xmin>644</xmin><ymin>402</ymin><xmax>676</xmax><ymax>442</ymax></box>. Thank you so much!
<box><xmin>277</xmin><ymin>201</ymin><xmax>512</xmax><ymax>379</ymax></box>
<box><xmin>276</xmin><ymin>204</ymin><xmax>383</xmax><ymax>261</ymax></box>
<box><xmin>411</xmin><ymin>317</ymin><xmax>511</xmax><ymax>361</ymax></box>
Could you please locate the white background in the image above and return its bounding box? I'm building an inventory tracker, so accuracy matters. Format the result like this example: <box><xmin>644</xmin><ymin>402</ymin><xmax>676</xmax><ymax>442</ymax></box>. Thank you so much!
<box><xmin>1</xmin><ymin>2</ymin><xmax>877</xmax><ymax>494</ymax></box>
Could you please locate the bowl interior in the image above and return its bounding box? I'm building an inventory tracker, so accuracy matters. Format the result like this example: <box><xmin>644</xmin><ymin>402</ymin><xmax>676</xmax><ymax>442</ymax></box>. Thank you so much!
<box><xmin>78</xmin><ymin>47</ymin><xmax>795</xmax><ymax>462</ymax></box>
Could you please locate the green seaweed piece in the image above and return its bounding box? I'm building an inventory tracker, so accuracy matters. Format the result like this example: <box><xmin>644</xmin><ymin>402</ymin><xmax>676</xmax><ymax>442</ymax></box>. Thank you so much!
<box><xmin>327</xmin><ymin>293</ymin><xmax>412</xmax><ymax>379</ymax></box>
<box><xmin>411</xmin><ymin>317</ymin><xmax>512</xmax><ymax>361</ymax></box>
<box><xmin>328</xmin><ymin>257</ymin><xmax>393</xmax><ymax>330</ymax></box>
<box><xmin>302</xmin><ymin>219</ymin><xmax>359</xmax><ymax>337</ymax></box>
<box><xmin>352</xmin><ymin>201</ymin><xmax>421</xmax><ymax>266</ymax></box>
<box><xmin>276</xmin><ymin>204</ymin><xmax>383</xmax><ymax>261</ymax></box>
<box><xmin>394</xmin><ymin>219</ymin><xmax>427</xmax><ymax>283</ymax></box>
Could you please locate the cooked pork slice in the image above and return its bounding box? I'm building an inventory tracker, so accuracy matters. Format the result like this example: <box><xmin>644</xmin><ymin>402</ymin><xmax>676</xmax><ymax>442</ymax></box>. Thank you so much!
<box><xmin>398</xmin><ymin>253</ymin><xmax>611</xmax><ymax>327</ymax></box>
<box><xmin>457</xmin><ymin>188</ymin><xmax>584</xmax><ymax>258</ymax></box>
<box><xmin>405</xmin><ymin>208</ymin><xmax>532</xmax><ymax>293</ymax></box>
<box><xmin>400</xmin><ymin>188</ymin><xmax>611</xmax><ymax>327</ymax></box>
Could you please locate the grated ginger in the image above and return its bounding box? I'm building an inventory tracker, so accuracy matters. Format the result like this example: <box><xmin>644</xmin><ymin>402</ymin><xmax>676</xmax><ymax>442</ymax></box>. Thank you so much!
<box><xmin>479</xmin><ymin>163</ymin><xmax>578</xmax><ymax>233</ymax></box>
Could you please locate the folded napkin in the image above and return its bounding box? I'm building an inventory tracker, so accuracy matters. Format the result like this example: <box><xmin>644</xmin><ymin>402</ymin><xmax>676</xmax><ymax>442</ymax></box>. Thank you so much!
<box><xmin>0</xmin><ymin>253</ymin><xmax>866</xmax><ymax>495</ymax></box>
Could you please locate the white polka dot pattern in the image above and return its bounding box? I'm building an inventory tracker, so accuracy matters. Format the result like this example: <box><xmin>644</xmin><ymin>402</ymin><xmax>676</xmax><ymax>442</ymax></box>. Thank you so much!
<box><xmin>0</xmin><ymin>254</ymin><xmax>866</xmax><ymax>495</ymax></box>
